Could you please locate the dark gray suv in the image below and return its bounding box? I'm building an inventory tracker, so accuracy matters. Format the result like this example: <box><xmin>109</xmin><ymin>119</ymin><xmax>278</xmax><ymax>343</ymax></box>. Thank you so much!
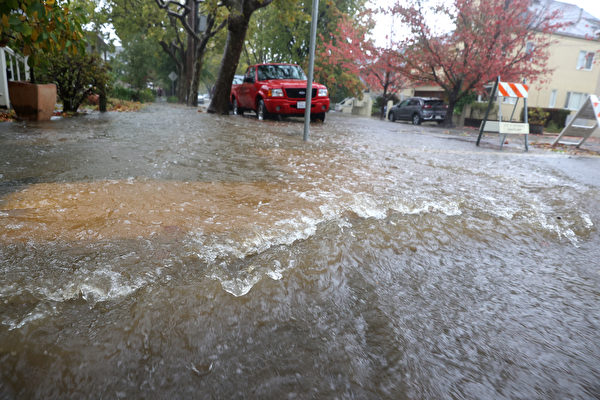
<box><xmin>388</xmin><ymin>97</ymin><xmax>448</xmax><ymax>125</ymax></box>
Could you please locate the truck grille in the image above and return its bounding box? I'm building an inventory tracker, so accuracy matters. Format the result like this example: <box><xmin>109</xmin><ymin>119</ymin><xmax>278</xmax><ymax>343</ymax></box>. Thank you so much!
<box><xmin>285</xmin><ymin>88</ymin><xmax>317</xmax><ymax>99</ymax></box>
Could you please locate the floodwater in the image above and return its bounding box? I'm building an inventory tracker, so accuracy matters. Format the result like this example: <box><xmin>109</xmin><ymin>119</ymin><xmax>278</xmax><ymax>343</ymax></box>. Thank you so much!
<box><xmin>1</xmin><ymin>104</ymin><xmax>599</xmax><ymax>399</ymax></box>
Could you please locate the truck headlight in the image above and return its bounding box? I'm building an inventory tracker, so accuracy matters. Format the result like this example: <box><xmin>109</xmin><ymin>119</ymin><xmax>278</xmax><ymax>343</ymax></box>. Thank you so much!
<box><xmin>318</xmin><ymin>88</ymin><xmax>328</xmax><ymax>97</ymax></box>
<box><xmin>269</xmin><ymin>88</ymin><xmax>284</xmax><ymax>97</ymax></box>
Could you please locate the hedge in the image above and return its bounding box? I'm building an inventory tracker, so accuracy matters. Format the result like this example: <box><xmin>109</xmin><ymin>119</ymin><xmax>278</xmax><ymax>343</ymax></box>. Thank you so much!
<box><xmin>110</xmin><ymin>86</ymin><xmax>156</xmax><ymax>103</ymax></box>
<box><xmin>523</xmin><ymin>107</ymin><xmax>571</xmax><ymax>128</ymax></box>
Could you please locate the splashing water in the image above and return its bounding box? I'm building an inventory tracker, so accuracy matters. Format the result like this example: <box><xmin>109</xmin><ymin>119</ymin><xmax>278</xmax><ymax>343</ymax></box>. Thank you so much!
<box><xmin>1</xmin><ymin>105</ymin><xmax>599</xmax><ymax>399</ymax></box>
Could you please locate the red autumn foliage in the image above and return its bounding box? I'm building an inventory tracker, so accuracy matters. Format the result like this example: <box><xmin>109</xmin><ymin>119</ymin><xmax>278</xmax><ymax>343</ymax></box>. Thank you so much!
<box><xmin>317</xmin><ymin>11</ymin><xmax>406</xmax><ymax>117</ymax></box>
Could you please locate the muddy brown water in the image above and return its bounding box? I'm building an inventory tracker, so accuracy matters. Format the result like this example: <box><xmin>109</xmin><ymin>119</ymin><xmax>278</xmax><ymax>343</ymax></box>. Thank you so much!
<box><xmin>1</xmin><ymin>104</ymin><xmax>599</xmax><ymax>399</ymax></box>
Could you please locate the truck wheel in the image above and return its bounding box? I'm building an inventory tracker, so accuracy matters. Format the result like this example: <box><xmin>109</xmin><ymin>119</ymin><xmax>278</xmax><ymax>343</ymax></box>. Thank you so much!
<box><xmin>412</xmin><ymin>113</ymin><xmax>421</xmax><ymax>125</ymax></box>
<box><xmin>257</xmin><ymin>99</ymin><xmax>267</xmax><ymax>121</ymax></box>
<box><xmin>310</xmin><ymin>113</ymin><xmax>325</xmax><ymax>122</ymax></box>
<box><xmin>233</xmin><ymin>98</ymin><xmax>242</xmax><ymax>116</ymax></box>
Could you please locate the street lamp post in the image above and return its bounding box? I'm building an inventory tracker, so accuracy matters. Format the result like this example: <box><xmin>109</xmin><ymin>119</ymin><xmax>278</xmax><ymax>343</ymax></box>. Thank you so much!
<box><xmin>303</xmin><ymin>0</ymin><xmax>319</xmax><ymax>142</ymax></box>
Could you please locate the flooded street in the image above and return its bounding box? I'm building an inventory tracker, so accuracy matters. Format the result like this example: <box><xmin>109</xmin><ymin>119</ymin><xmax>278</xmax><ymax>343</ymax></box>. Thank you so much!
<box><xmin>1</xmin><ymin>104</ymin><xmax>599</xmax><ymax>399</ymax></box>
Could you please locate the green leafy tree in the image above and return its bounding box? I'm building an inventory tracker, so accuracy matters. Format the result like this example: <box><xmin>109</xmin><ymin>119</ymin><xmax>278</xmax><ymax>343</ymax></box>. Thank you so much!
<box><xmin>110</xmin><ymin>0</ymin><xmax>179</xmax><ymax>90</ymax></box>
<box><xmin>198</xmin><ymin>29</ymin><xmax>227</xmax><ymax>94</ymax></box>
<box><xmin>241</xmin><ymin>0</ymin><xmax>306</xmax><ymax>65</ymax></box>
<box><xmin>153</xmin><ymin>0</ymin><xmax>226</xmax><ymax>105</ymax></box>
<box><xmin>118</xmin><ymin>33</ymin><xmax>163</xmax><ymax>89</ymax></box>
<box><xmin>1</xmin><ymin>0</ymin><xmax>87</xmax><ymax>82</ymax></box>
<box><xmin>110</xmin><ymin>0</ymin><xmax>225</xmax><ymax>105</ymax></box>
<box><xmin>243</xmin><ymin>0</ymin><xmax>365</xmax><ymax>66</ymax></box>
<box><xmin>72</xmin><ymin>0</ymin><xmax>115</xmax><ymax>57</ymax></box>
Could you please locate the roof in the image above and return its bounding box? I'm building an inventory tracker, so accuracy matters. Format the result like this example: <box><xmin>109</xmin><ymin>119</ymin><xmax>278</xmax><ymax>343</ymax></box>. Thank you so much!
<box><xmin>531</xmin><ymin>0</ymin><xmax>600</xmax><ymax>40</ymax></box>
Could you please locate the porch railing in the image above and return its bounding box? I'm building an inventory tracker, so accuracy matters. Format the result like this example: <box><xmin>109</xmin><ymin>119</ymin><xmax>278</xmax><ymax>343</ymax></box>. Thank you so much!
<box><xmin>0</xmin><ymin>47</ymin><xmax>30</xmax><ymax>109</ymax></box>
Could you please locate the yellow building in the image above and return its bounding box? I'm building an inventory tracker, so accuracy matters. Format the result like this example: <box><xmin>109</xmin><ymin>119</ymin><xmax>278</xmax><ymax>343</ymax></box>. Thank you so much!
<box><xmin>528</xmin><ymin>0</ymin><xmax>600</xmax><ymax>114</ymax></box>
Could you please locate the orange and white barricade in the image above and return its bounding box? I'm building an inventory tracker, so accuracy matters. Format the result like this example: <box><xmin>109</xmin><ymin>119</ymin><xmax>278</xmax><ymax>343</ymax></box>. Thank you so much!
<box><xmin>477</xmin><ymin>76</ymin><xmax>530</xmax><ymax>151</ymax></box>
<box><xmin>551</xmin><ymin>95</ymin><xmax>600</xmax><ymax>148</ymax></box>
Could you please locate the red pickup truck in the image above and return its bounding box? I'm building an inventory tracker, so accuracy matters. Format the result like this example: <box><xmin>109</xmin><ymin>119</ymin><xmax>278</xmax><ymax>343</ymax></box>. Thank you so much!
<box><xmin>230</xmin><ymin>63</ymin><xmax>330</xmax><ymax>122</ymax></box>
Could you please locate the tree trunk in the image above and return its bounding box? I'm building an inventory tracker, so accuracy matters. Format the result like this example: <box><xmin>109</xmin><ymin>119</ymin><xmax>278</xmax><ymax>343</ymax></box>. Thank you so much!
<box><xmin>443</xmin><ymin>85</ymin><xmax>462</xmax><ymax>128</ymax></box>
<box><xmin>188</xmin><ymin>42</ymin><xmax>209</xmax><ymax>107</ymax></box>
<box><xmin>379</xmin><ymin>73</ymin><xmax>390</xmax><ymax>119</ymax></box>
<box><xmin>187</xmin><ymin>40</ymin><xmax>210</xmax><ymax>107</ymax></box>
<box><xmin>380</xmin><ymin>96</ymin><xmax>387</xmax><ymax>119</ymax></box>
<box><xmin>63</xmin><ymin>100</ymin><xmax>74</xmax><ymax>113</ymax></box>
<box><xmin>177</xmin><ymin>66</ymin><xmax>186</xmax><ymax>101</ymax></box>
<box><xmin>99</xmin><ymin>92</ymin><xmax>107</xmax><ymax>112</ymax></box>
<box><xmin>380</xmin><ymin>83</ymin><xmax>389</xmax><ymax>119</ymax></box>
<box><xmin>207</xmin><ymin>13</ymin><xmax>249</xmax><ymax>115</ymax></box>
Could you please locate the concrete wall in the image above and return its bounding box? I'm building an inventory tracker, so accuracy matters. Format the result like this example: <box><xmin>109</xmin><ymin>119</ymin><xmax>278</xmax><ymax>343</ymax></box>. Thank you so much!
<box><xmin>351</xmin><ymin>96</ymin><xmax>373</xmax><ymax>117</ymax></box>
<box><xmin>334</xmin><ymin>94</ymin><xmax>373</xmax><ymax>117</ymax></box>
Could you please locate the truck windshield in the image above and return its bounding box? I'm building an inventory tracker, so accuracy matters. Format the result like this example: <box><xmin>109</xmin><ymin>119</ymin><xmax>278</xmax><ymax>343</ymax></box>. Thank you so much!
<box><xmin>257</xmin><ymin>65</ymin><xmax>307</xmax><ymax>81</ymax></box>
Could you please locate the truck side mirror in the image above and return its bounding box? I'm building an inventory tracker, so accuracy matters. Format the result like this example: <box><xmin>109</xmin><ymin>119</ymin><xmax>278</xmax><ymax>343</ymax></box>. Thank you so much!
<box><xmin>244</xmin><ymin>76</ymin><xmax>254</xmax><ymax>84</ymax></box>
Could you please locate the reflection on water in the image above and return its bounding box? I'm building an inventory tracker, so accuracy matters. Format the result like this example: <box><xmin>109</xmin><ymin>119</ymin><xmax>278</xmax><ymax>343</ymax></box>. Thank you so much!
<box><xmin>1</xmin><ymin>105</ymin><xmax>599</xmax><ymax>399</ymax></box>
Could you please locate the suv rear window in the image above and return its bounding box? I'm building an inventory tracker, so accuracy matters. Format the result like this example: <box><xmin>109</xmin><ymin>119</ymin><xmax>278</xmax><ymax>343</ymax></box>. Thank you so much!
<box><xmin>424</xmin><ymin>100</ymin><xmax>444</xmax><ymax>106</ymax></box>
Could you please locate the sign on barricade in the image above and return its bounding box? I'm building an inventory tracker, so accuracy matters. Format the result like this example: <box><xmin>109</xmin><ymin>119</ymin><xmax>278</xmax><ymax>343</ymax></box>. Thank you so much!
<box><xmin>551</xmin><ymin>95</ymin><xmax>600</xmax><ymax>148</ymax></box>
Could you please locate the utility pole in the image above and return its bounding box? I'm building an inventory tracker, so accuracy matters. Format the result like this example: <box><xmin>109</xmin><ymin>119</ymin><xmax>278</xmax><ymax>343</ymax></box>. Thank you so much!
<box><xmin>303</xmin><ymin>0</ymin><xmax>319</xmax><ymax>141</ymax></box>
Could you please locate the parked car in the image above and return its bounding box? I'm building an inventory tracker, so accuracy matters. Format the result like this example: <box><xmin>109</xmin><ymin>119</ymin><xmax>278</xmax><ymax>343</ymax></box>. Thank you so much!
<box><xmin>197</xmin><ymin>93</ymin><xmax>209</xmax><ymax>104</ymax></box>
<box><xmin>230</xmin><ymin>63</ymin><xmax>330</xmax><ymax>121</ymax></box>
<box><xmin>232</xmin><ymin>74</ymin><xmax>244</xmax><ymax>85</ymax></box>
<box><xmin>388</xmin><ymin>97</ymin><xmax>448</xmax><ymax>125</ymax></box>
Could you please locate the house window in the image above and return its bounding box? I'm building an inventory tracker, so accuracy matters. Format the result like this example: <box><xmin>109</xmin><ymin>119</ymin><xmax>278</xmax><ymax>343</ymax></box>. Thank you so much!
<box><xmin>526</xmin><ymin>41</ymin><xmax>535</xmax><ymax>55</ymax></box>
<box><xmin>549</xmin><ymin>89</ymin><xmax>557</xmax><ymax>108</ymax></box>
<box><xmin>576</xmin><ymin>51</ymin><xmax>594</xmax><ymax>70</ymax></box>
<box><xmin>564</xmin><ymin>92</ymin><xmax>587</xmax><ymax>110</ymax></box>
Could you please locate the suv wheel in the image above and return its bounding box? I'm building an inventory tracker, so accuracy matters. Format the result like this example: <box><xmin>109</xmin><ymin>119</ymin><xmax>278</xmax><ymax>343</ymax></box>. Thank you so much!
<box><xmin>412</xmin><ymin>113</ymin><xmax>421</xmax><ymax>125</ymax></box>
<box><xmin>389</xmin><ymin>112</ymin><xmax>396</xmax><ymax>122</ymax></box>
<box><xmin>257</xmin><ymin>99</ymin><xmax>266</xmax><ymax>121</ymax></box>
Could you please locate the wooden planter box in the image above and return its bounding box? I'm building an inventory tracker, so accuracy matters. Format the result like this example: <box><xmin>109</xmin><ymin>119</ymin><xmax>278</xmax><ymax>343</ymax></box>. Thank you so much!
<box><xmin>8</xmin><ymin>81</ymin><xmax>57</xmax><ymax>121</ymax></box>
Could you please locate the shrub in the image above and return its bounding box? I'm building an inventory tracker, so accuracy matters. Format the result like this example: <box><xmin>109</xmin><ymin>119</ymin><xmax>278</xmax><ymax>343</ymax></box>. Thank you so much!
<box><xmin>37</xmin><ymin>52</ymin><xmax>111</xmax><ymax>112</ymax></box>
<box><xmin>454</xmin><ymin>92</ymin><xmax>477</xmax><ymax>114</ymax></box>
<box><xmin>371</xmin><ymin>94</ymin><xmax>399</xmax><ymax>116</ymax></box>
<box><xmin>528</xmin><ymin>107</ymin><xmax>550</xmax><ymax>125</ymax></box>
<box><xmin>110</xmin><ymin>86</ymin><xmax>136</xmax><ymax>101</ymax></box>
<box><xmin>468</xmin><ymin>102</ymin><xmax>499</xmax><ymax>117</ymax></box>
<box><xmin>167</xmin><ymin>96</ymin><xmax>178</xmax><ymax>103</ymax></box>
<box><xmin>545</xmin><ymin>121</ymin><xmax>562</xmax><ymax>133</ymax></box>
<box><xmin>524</xmin><ymin>107</ymin><xmax>570</xmax><ymax>129</ymax></box>
<box><xmin>110</xmin><ymin>86</ymin><xmax>155</xmax><ymax>103</ymax></box>
<box><xmin>137</xmin><ymin>89</ymin><xmax>155</xmax><ymax>103</ymax></box>
<box><xmin>545</xmin><ymin>108</ymin><xmax>571</xmax><ymax>128</ymax></box>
